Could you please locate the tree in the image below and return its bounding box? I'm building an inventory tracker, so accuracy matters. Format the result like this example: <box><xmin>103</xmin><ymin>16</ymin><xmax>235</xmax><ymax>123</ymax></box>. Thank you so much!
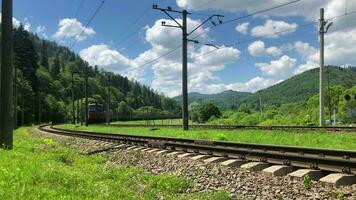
<box><xmin>237</xmin><ymin>103</ymin><xmax>251</xmax><ymax>114</ymax></box>
<box><xmin>195</xmin><ymin>102</ymin><xmax>222</xmax><ymax>123</ymax></box>
<box><xmin>40</xmin><ymin>40</ymin><xmax>49</xmax><ymax>69</ymax></box>
<box><xmin>50</xmin><ymin>53</ymin><xmax>61</xmax><ymax>79</ymax></box>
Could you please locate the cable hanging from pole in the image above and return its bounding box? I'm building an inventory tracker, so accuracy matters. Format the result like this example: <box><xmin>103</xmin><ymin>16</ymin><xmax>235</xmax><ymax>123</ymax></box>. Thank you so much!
<box><xmin>70</xmin><ymin>0</ymin><xmax>106</xmax><ymax>50</ymax></box>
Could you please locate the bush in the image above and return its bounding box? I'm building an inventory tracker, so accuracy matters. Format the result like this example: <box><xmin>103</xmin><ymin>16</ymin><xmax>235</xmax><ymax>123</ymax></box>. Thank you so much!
<box><xmin>193</xmin><ymin>102</ymin><xmax>222</xmax><ymax>123</ymax></box>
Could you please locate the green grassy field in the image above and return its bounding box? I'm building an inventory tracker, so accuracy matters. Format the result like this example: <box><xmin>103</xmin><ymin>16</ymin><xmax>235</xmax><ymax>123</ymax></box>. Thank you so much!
<box><xmin>58</xmin><ymin>124</ymin><xmax>356</xmax><ymax>150</ymax></box>
<box><xmin>0</xmin><ymin>127</ymin><xmax>229</xmax><ymax>200</ymax></box>
<box><xmin>112</xmin><ymin>119</ymin><xmax>196</xmax><ymax>125</ymax></box>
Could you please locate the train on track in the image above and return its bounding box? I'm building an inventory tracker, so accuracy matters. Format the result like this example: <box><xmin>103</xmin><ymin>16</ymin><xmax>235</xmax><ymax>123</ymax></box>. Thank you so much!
<box><xmin>87</xmin><ymin>103</ymin><xmax>105</xmax><ymax>123</ymax></box>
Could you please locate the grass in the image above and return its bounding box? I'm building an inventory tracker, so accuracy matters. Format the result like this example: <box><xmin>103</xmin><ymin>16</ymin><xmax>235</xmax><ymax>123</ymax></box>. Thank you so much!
<box><xmin>0</xmin><ymin>127</ymin><xmax>229</xmax><ymax>200</ymax></box>
<box><xmin>112</xmin><ymin>119</ymin><xmax>196</xmax><ymax>125</ymax></box>
<box><xmin>58</xmin><ymin>124</ymin><xmax>356</xmax><ymax>150</ymax></box>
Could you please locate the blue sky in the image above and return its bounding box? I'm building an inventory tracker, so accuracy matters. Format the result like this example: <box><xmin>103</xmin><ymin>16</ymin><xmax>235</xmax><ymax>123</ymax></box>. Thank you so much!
<box><xmin>12</xmin><ymin>0</ymin><xmax>356</xmax><ymax>96</ymax></box>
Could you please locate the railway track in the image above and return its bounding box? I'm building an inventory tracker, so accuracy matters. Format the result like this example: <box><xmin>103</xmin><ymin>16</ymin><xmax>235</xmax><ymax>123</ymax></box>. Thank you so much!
<box><xmin>110</xmin><ymin>124</ymin><xmax>356</xmax><ymax>132</ymax></box>
<box><xmin>38</xmin><ymin>125</ymin><xmax>356</xmax><ymax>186</ymax></box>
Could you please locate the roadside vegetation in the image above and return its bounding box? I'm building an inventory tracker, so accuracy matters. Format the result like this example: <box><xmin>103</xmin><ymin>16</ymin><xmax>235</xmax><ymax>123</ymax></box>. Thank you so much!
<box><xmin>58</xmin><ymin>124</ymin><xmax>356</xmax><ymax>150</ymax></box>
<box><xmin>0</xmin><ymin>127</ymin><xmax>229</xmax><ymax>199</ymax></box>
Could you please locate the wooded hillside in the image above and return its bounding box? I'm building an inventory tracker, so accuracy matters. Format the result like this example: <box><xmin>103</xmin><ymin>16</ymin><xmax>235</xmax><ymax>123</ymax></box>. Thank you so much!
<box><xmin>10</xmin><ymin>25</ymin><xmax>179</xmax><ymax>125</ymax></box>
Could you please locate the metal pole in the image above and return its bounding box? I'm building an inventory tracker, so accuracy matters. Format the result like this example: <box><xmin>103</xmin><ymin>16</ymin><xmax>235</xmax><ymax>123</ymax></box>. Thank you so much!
<box><xmin>0</xmin><ymin>0</ymin><xmax>14</xmax><ymax>149</ymax></box>
<box><xmin>258</xmin><ymin>93</ymin><xmax>263</xmax><ymax>115</ymax></box>
<box><xmin>38</xmin><ymin>94</ymin><xmax>41</xmax><ymax>124</ymax></box>
<box><xmin>85</xmin><ymin>74</ymin><xmax>88</xmax><ymax>126</ymax></box>
<box><xmin>77</xmin><ymin>97</ymin><xmax>79</xmax><ymax>124</ymax></box>
<box><xmin>14</xmin><ymin>67</ymin><xmax>17</xmax><ymax>129</ymax></box>
<box><xmin>182</xmin><ymin>10</ymin><xmax>189</xmax><ymax>130</ymax></box>
<box><xmin>106</xmin><ymin>74</ymin><xmax>110</xmax><ymax>125</ymax></box>
<box><xmin>319</xmin><ymin>8</ymin><xmax>325</xmax><ymax>126</ymax></box>
<box><xmin>71</xmin><ymin>72</ymin><xmax>75</xmax><ymax>124</ymax></box>
<box><xmin>80</xmin><ymin>98</ymin><xmax>83</xmax><ymax>126</ymax></box>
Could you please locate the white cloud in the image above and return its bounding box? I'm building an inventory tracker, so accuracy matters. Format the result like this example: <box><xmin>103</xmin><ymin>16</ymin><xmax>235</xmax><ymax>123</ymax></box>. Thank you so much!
<box><xmin>79</xmin><ymin>44</ymin><xmax>148</xmax><ymax>80</ymax></box>
<box><xmin>54</xmin><ymin>18</ymin><xmax>95</xmax><ymax>42</ymax></box>
<box><xmin>203</xmin><ymin>77</ymin><xmax>281</xmax><ymax>94</ymax></box>
<box><xmin>235</xmin><ymin>22</ymin><xmax>249</xmax><ymax>34</ymax></box>
<box><xmin>36</xmin><ymin>25</ymin><xmax>46</xmax><ymax>33</ymax></box>
<box><xmin>292</xmin><ymin>27</ymin><xmax>356</xmax><ymax>74</ymax></box>
<box><xmin>23</xmin><ymin>17</ymin><xmax>30</xmax><ymax>31</ymax></box>
<box><xmin>191</xmin><ymin>45</ymin><xmax>240</xmax><ymax>66</ymax></box>
<box><xmin>256</xmin><ymin>55</ymin><xmax>296</xmax><ymax>78</ymax></box>
<box><xmin>248</xmin><ymin>40</ymin><xmax>281</xmax><ymax>57</ymax></box>
<box><xmin>36</xmin><ymin>25</ymin><xmax>48</xmax><ymax>38</ymax></box>
<box><xmin>176</xmin><ymin>0</ymin><xmax>333</xmax><ymax>21</ymax></box>
<box><xmin>251</xmin><ymin>20</ymin><xmax>298</xmax><ymax>38</ymax></box>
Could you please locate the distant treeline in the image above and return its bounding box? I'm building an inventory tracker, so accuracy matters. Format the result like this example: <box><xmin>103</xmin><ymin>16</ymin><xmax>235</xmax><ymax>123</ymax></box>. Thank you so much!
<box><xmin>8</xmin><ymin>25</ymin><xmax>180</xmax><ymax>125</ymax></box>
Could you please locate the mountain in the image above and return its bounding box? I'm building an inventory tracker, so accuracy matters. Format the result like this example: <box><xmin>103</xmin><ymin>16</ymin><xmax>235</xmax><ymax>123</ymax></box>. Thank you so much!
<box><xmin>242</xmin><ymin>66</ymin><xmax>356</xmax><ymax>109</ymax></box>
<box><xmin>173</xmin><ymin>66</ymin><xmax>356</xmax><ymax>111</ymax></box>
<box><xmin>173</xmin><ymin>90</ymin><xmax>251</xmax><ymax>110</ymax></box>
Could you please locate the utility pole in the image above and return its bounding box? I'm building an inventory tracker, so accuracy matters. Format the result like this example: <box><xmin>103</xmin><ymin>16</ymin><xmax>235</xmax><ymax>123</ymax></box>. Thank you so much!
<box><xmin>258</xmin><ymin>93</ymin><xmax>263</xmax><ymax>115</ymax></box>
<box><xmin>153</xmin><ymin>5</ymin><xmax>223</xmax><ymax>130</ymax></box>
<box><xmin>77</xmin><ymin>97</ymin><xmax>80</xmax><ymax>124</ymax></box>
<box><xmin>14</xmin><ymin>67</ymin><xmax>17</xmax><ymax>129</ymax></box>
<box><xmin>80</xmin><ymin>98</ymin><xmax>83</xmax><ymax>126</ymax></box>
<box><xmin>0</xmin><ymin>0</ymin><xmax>14</xmax><ymax>149</ymax></box>
<box><xmin>319</xmin><ymin>8</ymin><xmax>333</xmax><ymax>126</ymax></box>
<box><xmin>38</xmin><ymin>94</ymin><xmax>42</xmax><ymax>124</ymax></box>
<box><xmin>71</xmin><ymin>72</ymin><xmax>75</xmax><ymax>124</ymax></box>
<box><xmin>85</xmin><ymin>71</ymin><xmax>88</xmax><ymax>126</ymax></box>
<box><xmin>106</xmin><ymin>74</ymin><xmax>111</xmax><ymax>125</ymax></box>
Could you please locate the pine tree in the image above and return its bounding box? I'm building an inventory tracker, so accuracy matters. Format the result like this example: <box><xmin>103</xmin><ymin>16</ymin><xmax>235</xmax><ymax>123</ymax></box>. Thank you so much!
<box><xmin>40</xmin><ymin>40</ymin><xmax>49</xmax><ymax>69</ymax></box>
<box><xmin>51</xmin><ymin>53</ymin><xmax>61</xmax><ymax>79</ymax></box>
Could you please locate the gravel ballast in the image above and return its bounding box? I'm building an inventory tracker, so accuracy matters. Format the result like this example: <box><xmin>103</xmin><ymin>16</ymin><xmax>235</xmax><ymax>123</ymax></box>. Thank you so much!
<box><xmin>33</xmin><ymin>128</ymin><xmax>356</xmax><ymax>200</ymax></box>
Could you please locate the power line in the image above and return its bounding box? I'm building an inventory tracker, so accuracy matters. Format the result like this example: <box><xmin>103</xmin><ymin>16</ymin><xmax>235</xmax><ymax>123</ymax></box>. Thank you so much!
<box><xmin>192</xmin><ymin>9</ymin><xmax>356</xmax><ymax>59</ymax></box>
<box><xmin>70</xmin><ymin>0</ymin><xmax>106</xmax><ymax>50</ymax></box>
<box><xmin>223</xmin><ymin>0</ymin><xmax>302</xmax><ymax>24</ymax></box>
<box><xmin>121</xmin><ymin>45</ymin><xmax>182</xmax><ymax>74</ymax></box>
<box><xmin>74</xmin><ymin>0</ymin><xmax>86</xmax><ymax>18</ymax></box>
<box><xmin>190</xmin><ymin>0</ymin><xmax>303</xmax><ymax>41</ymax></box>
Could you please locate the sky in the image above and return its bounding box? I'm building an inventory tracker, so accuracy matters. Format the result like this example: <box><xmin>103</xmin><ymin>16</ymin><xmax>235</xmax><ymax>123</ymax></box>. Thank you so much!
<box><xmin>10</xmin><ymin>0</ymin><xmax>356</xmax><ymax>97</ymax></box>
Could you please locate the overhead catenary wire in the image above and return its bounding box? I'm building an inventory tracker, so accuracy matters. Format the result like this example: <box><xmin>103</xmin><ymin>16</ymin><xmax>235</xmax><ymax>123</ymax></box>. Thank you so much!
<box><xmin>116</xmin><ymin>3</ymin><xmax>356</xmax><ymax>78</ymax></box>
<box><xmin>192</xmin><ymin>9</ymin><xmax>356</xmax><ymax>61</ymax></box>
<box><xmin>70</xmin><ymin>0</ymin><xmax>106</xmax><ymax>50</ymax></box>
<box><xmin>120</xmin><ymin>45</ymin><xmax>182</xmax><ymax>74</ymax></box>
<box><xmin>189</xmin><ymin>0</ymin><xmax>303</xmax><ymax>41</ymax></box>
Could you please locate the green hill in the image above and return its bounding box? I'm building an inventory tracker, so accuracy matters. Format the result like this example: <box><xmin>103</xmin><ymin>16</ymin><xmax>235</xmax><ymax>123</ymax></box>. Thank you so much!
<box><xmin>174</xmin><ymin>66</ymin><xmax>356</xmax><ymax>111</ymax></box>
<box><xmin>173</xmin><ymin>90</ymin><xmax>251</xmax><ymax>110</ymax></box>
<box><xmin>243</xmin><ymin>66</ymin><xmax>356</xmax><ymax>110</ymax></box>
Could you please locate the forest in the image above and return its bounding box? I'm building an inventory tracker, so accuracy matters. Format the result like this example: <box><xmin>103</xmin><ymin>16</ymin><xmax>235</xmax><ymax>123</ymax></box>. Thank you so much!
<box><xmin>10</xmin><ymin>25</ymin><xmax>180</xmax><ymax>125</ymax></box>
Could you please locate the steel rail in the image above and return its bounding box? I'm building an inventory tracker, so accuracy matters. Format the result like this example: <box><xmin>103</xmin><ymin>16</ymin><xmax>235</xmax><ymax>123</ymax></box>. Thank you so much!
<box><xmin>39</xmin><ymin>125</ymin><xmax>356</xmax><ymax>174</ymax></box>
<box><xmin>110</xmin><ymin>124</ymin><xmax>356</xmax><ymax>132</ymax></box>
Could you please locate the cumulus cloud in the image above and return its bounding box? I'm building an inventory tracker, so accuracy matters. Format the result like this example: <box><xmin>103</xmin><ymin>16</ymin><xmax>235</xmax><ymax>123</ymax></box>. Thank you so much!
<box><xmin>292</xmin><ymin>27</ymin><xmax>356</xmax><ymax>74</ymax></box>
<box><xmin>36</xmin><ymin>25</ymin><xmax>48</xmax><ymax>38</ymax></box>
<box><xmin>54</xmin><ymin>18</ymin><xmax>95</xmax><ymax>42</ymax></box>
<box><xmin>79</xmin><ymin>44</ymin><xmax>148</xmax><ymax>80</ymax></box>
<box><xmin>202</xmin><ymin>77</ymin><xmax>281</xmax><ymax>94</ymax></box>
<box><xmin>23</xmin><ymin>17</ymin><xmax>31</xmax><ymax>31</ymax></box>
<box><xmin>235</xmin><ymin>22</ymin><xmax>249</xmax><ymax>34</ymax></box>
<box><xmin>256</xmin><ymin>55</ymin><xmax>296</xmax><ymax>78</ymax></box>
<box><xmin>176</xmin><ymin>0</ymin><xmax>328</xmax><ymax>21</ymax></box>
<box><xmin>248</xmin><ymin>40</ymin><xmax>281</xmax><ymax>57</ymax></box>
<box><xmin>251</xmin><ymin>20</ymin><xmax>298</xmax><ymax>38</ymax></box>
